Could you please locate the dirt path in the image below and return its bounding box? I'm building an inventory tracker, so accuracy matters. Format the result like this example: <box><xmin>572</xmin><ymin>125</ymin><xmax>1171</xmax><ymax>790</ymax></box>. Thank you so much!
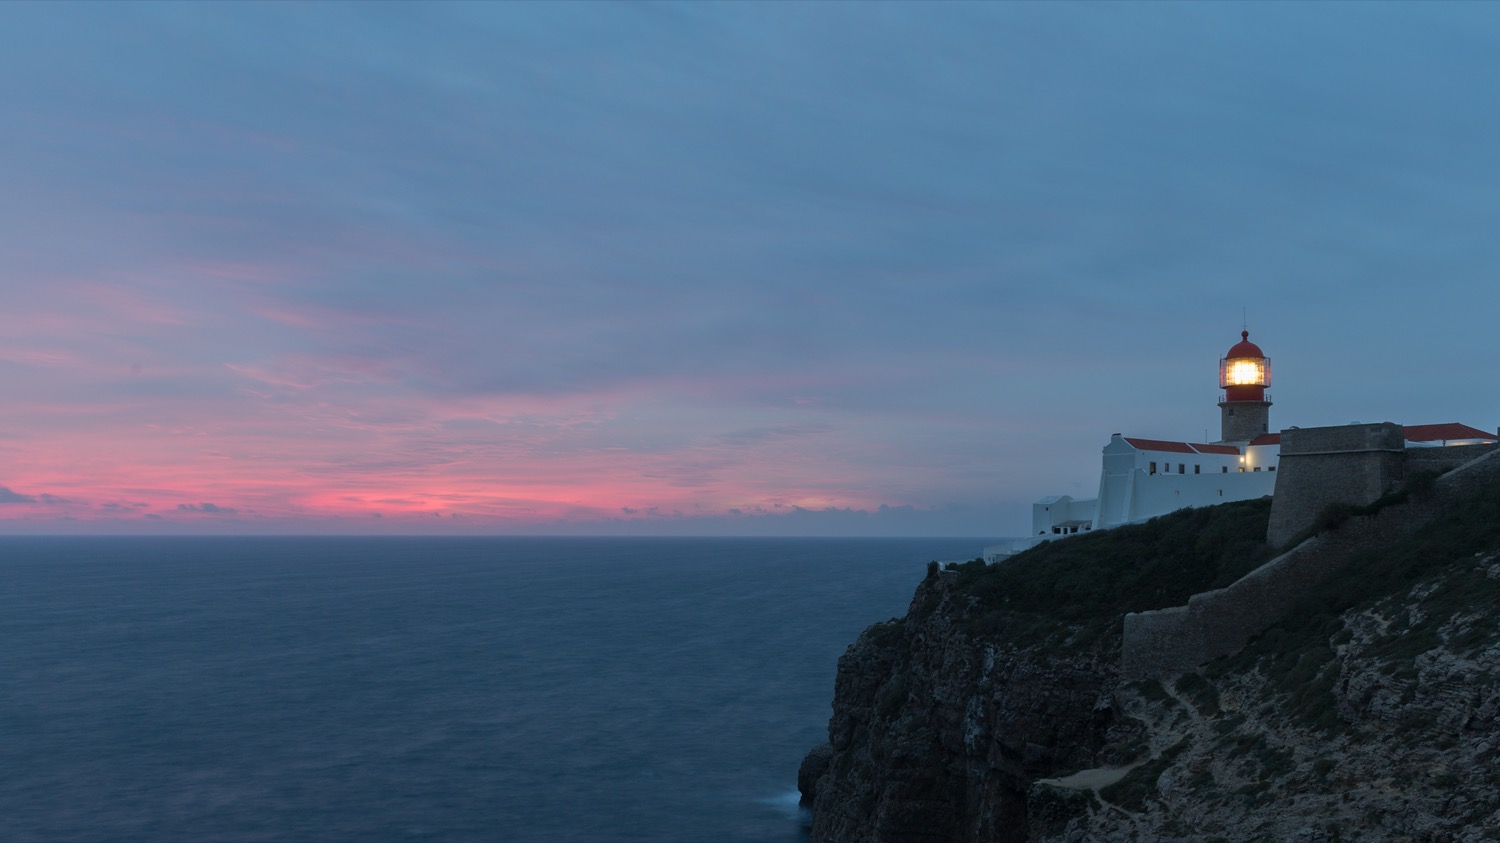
<box><xmin>1033</xmin><ymin>676</ymin><xmax>1210</xmax><ymax>820</ymax></box>
<box><xmin>1034</xmin><ymin>759</ymin><xmax>1144</xmax><ymax>791</ymax></box>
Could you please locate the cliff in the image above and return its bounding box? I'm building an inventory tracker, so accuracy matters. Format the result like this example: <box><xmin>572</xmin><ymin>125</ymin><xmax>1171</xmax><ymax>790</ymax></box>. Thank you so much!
<box><xmin>801</xmin><ymin>475</ymin><xmax>1500</xmax><ymax>842</ymax></box>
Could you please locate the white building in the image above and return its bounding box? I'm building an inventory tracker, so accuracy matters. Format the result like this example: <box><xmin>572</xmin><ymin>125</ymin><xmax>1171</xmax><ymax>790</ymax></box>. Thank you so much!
<box><xmin>984</xmin><ymin>331</ymin><xmax>1281</xmax><ymax>562</ymax></box>
<box><xmin>986</xmin><ymin>434</ymin><xmax>1280</xmax><ymax>562</ymax></box>
<box><xmin>984</xmin><ymin>331</ymin><xmax>1497</xmax><ymax>563</ymax></box>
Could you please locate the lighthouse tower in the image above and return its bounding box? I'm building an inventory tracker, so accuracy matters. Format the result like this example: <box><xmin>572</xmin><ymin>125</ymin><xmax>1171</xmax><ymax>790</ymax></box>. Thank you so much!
<box><xmin>1217</xmin><ymin>330</ymin><xmax>1272</xmax><ymax>443</ymax></box>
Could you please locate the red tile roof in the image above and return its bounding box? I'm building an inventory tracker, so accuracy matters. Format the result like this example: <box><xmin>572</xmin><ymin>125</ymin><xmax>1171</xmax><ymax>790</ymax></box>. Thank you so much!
<box><xmin>1403</xmin><ymin>423</ymin><xmax>1496</xmax><ymax>443</ymax></box>
<box><xmin>1117</xmin><ymin>425</ymin><xmax>1492</xmax><ymax>456</ymax></box>
<box><xmin>1123</xmin><ymin>437</ymin><xmax>1196</xmax><ymax>454</ymax></box>
<box><xmin>1123</xmin><ymin>438</ymin><xmax>1245</xmax><ymax>455</ymax></box>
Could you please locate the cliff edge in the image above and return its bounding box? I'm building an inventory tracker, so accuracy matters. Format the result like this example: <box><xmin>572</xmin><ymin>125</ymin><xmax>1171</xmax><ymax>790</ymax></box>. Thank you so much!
<box><xmin>801</xmin><ymin>475</ymin><xmax>1500</xmax><ymax>842</ymax></box>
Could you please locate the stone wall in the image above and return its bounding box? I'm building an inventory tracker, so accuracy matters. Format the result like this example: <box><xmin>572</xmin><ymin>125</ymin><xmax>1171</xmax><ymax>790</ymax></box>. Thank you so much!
<box><xmin>1122</xmin><ymin>445</ymin><xmax>1500</xmax><ymax>680</ymax></box>
<box><xmin>1406</xmin><ymin>442</ymin><xmax>1497</xmax><ymax>473</ymax></box>
<box><xmin>1265</xmin><ymin>423</ymin><xmax>1406</xmax><ymax>548</ymax></box>
<box><xmin>1220</xmin><ymin>399</ymin><xmax>1271</xmax><ymax>443</ymax></box>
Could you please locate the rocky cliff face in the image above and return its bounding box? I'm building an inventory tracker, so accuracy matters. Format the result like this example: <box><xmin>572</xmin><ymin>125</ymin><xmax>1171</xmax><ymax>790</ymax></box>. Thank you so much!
<box><xmin>802</xmin><ymin>481</ymin><xmax>1500</xmax><ymax>842</ymax></box>
<box><xmin>805</xmin><ymin>572</ymin><xmax>1117</xmax><ymax>843</ymax></box>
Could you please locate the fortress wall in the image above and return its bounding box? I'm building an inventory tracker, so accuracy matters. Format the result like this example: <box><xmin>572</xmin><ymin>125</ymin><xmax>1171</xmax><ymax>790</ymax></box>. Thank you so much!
<box><xmin>1120</xmin><ymin>606</ymin><xmax>1206</xmax><ymax>681</ymax></box>
<box><xmin>1190</xmin><ymin>499</ymin><xmax>1438</xmax><ymax>662</ymax></box>
<box><xmin>1122</xmin><ymin>445</ymin><xmax>1500</xmax><ymax>680</ymax></box>
<box><xmin>1406</xmin><ymin>442</ymin><xmax>1497</xmax><ymax>473</ymax></box>
<box><xmin>1265</xmin><ymin>423</ymin><xmax>1406</xmax><ymax>548</ymax></box>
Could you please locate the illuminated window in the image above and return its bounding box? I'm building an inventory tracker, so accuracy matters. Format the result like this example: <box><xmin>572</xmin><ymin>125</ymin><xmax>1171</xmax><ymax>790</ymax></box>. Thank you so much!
<box><xmin>1229</xmin><ymin>360</ymin><xmax>1262</xmax><ymax>385</ymax></box>
<box><xmin>1220</xmin><ymin>357</ymin><xmax>1271</xmax><ymax>388</ymax></box>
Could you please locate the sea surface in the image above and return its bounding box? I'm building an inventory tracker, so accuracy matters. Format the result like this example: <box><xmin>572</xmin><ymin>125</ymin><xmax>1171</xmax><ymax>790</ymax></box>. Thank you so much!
<box><xmin>0</xmin><ymin>536</ymin><xmax>985</xmax><ymax>843</ymax></box>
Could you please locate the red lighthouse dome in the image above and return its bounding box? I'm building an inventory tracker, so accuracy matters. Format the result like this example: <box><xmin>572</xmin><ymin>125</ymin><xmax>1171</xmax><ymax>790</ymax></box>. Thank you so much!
<box><xmin>1219</xmin><ymin>330</ymin><xmax>1271</xmax><ymax>402</ymax></box>
<box><xmin>1224</xmin><ymin>330</ymin><xmax>1265</xmax><ymax>361</ymax></box>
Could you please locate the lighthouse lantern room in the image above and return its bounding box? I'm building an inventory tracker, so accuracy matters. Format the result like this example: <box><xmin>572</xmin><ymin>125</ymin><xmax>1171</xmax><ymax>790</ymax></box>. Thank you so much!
<box><xmin>1217</xmin><ymin>330</ymin><xmax>1272</xmax><ymax>443</ymax></box>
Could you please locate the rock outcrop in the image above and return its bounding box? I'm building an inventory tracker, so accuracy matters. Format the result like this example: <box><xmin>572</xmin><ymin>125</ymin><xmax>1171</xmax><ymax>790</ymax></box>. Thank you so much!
<box><xmin>808</xmin><ymin>571</ymin><xmax>1116</xmax><ymax>842</ymax></box>
<box><xmin>801</xmin><ymin>475</ymin><xmax>1500</xmax><ymax>842</ymax></box>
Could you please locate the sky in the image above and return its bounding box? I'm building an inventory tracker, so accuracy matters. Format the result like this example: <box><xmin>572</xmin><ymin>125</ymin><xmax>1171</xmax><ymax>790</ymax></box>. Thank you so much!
<box><xmin>1</xmin><ymin>2</ymin><xmax>1498</xmax><ymax>537</ymax></box>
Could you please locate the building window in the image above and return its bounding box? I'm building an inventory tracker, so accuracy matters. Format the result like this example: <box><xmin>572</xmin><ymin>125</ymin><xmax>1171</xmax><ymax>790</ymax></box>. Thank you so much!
<box><xmin>1221</xmin><ymin>467</ymin><xmax>1228</xmax><ymax>474</ymax></box>
<box><xmin>1269</xmin><ymin>466</ymin><xmax>1276</xmax><ymax>472</ymax></box>
<box><xmin>1149</xmin><ymin>461</ymin><xmax>1157</xmax><ymax>475</ymax></box>
<box><xmin>1179</xmin><ymin>464</ymin><xmax>1185</xmax><ymax>474</ymax></box>
<box><xmin>1195</xmin><ymin>465</ymin><xmax>1201</xmax><ymax>474</ymax></box>
<box><xmin>1238</xmin><ymin>467</ymin><xmax>1245</xmax><ymax>473</ymax></box>
<box><xmin>1253</xmin><ymin>467</ymin><xmax>1262</xmax><ymax>472</ymax></box>
<box><xmin>1218</xmin><ymin>490</ymin><xmax>1223</xmax><ymax>496</ymax></box>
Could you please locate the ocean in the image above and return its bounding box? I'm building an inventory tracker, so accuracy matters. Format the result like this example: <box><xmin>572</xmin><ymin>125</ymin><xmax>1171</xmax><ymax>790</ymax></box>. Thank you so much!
<box><xmin>0</xmin><ymin>536</ymin><xmax>985</xmax><ymax>843</ymax></box>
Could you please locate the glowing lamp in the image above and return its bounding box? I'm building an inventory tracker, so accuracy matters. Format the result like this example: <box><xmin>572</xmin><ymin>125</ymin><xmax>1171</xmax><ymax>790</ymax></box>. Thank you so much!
<box><xmin>1217</xmin><ymin>329</ymin><xmax>1273</xmax><ymax>442</ymax></box>
<box><xmin>1221</xmin><ymin>357</ymin><xmax>1268</xmax><ymax>388</ymax></box>
<box><xmin>1218</xmin><ymin>330</ymin><xmax>1271</xmax><ymax>398</ymax></box>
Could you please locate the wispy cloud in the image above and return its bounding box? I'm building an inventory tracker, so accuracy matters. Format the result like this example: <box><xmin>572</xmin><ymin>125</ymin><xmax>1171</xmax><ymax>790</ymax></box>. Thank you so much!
<box><xmin>177</xmin><ymin>503</ymin><xmax>238</xmax><ymax>515</ymax></box>
<box><xmin>0</xmin><ymin>3</ymin><xmax>1496</xmax><ymax>535</ymax></box>
<box><xmin>0</xmin><ymin>486</ymin><xmax>36</xmax><ymax>504</ymax></box>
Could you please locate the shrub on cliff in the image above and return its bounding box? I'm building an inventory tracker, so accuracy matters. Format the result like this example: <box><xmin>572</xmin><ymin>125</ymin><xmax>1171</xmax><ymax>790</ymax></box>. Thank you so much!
<box><xmin>1215</xmin><ymin>474</ymin><xmax>1500</xmax><ymax>730</ymax></box>
<box><xmin>946</xmin><ymin>497</ymin><xmax>1275</xmax><ymax>655</ymax></box>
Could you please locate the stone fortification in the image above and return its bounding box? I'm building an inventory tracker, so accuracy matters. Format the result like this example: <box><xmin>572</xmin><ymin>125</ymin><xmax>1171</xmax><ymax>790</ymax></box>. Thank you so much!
<box><xmin>1264</xmin><ymin>423</ymin><xmax>1406</xmax><ymax>549</ymax></box>
<box><xmin>1406</xmin><ymin>441</ymin><xmax>1497</xmax><ymax>473</ymax></box>
<box><xmin>804</xmin><ymin>440</ymin><xmax>1500</xmax><ymax>841</ymax></box>
<box><xmin>1123</xmin><ymin>443</ymin><xmax>1500</xmax><ymax>679</ymax></box>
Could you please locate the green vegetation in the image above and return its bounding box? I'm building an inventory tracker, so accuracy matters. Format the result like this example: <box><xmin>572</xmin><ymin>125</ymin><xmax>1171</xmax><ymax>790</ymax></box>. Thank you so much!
<box><xmin>1099</xmin><ymin>737</ymin><xmax>1190</xmax><ymax>811</ymax></box>
<box><xmin>1283</xmin><ymin>469</ymin><xmax>1443</xmax><ymax>548</ymax></box>
<box><xmin>1174</xmin><ymin>672</ymin><xmax>1222</xmax><ymax>718</ymax></box>
<box><xmin>1210</xmin><ymin>474</ymin><xmax>1500</xmax><ymax>732</ymax></box>
<box><xmin>1131</xmin><ymin>678</ymin><xmax>1171</xmax><ymax>704</ymax></box>
<box><xmin>1029</xmin><ymin>785</ymin><xmax>1099</xmax><ymax>840</ymax></box>
<box><xmin>875</xmin><ymin>674</ymin><xmax>909</xmax><ymax>719</ymax></box>
<box><xmin>864</xmin><ymin>617</ymin><xmax>906</xmax><ymax>650</ymax></box>
<box><xmin>1312</xmin><ymin>757</ymin><xmax>1337</xmax><ymax>780</ymax></box>
<box><xmin>940</xmin><ymin>498</ymin><xmax>1275</xmax><ymax>655</ymax></box>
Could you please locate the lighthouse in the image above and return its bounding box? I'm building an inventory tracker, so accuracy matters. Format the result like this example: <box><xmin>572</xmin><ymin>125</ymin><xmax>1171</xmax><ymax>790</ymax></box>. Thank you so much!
<box><xmin>1218</xmin><ymin>330</ymin><xmax>1272</xmax><ymax>443</ymax></box>
<box><xmin>980</xmin><ymin>325</ymin><xmax>1499</xmax><ymax>564</ymax></box>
